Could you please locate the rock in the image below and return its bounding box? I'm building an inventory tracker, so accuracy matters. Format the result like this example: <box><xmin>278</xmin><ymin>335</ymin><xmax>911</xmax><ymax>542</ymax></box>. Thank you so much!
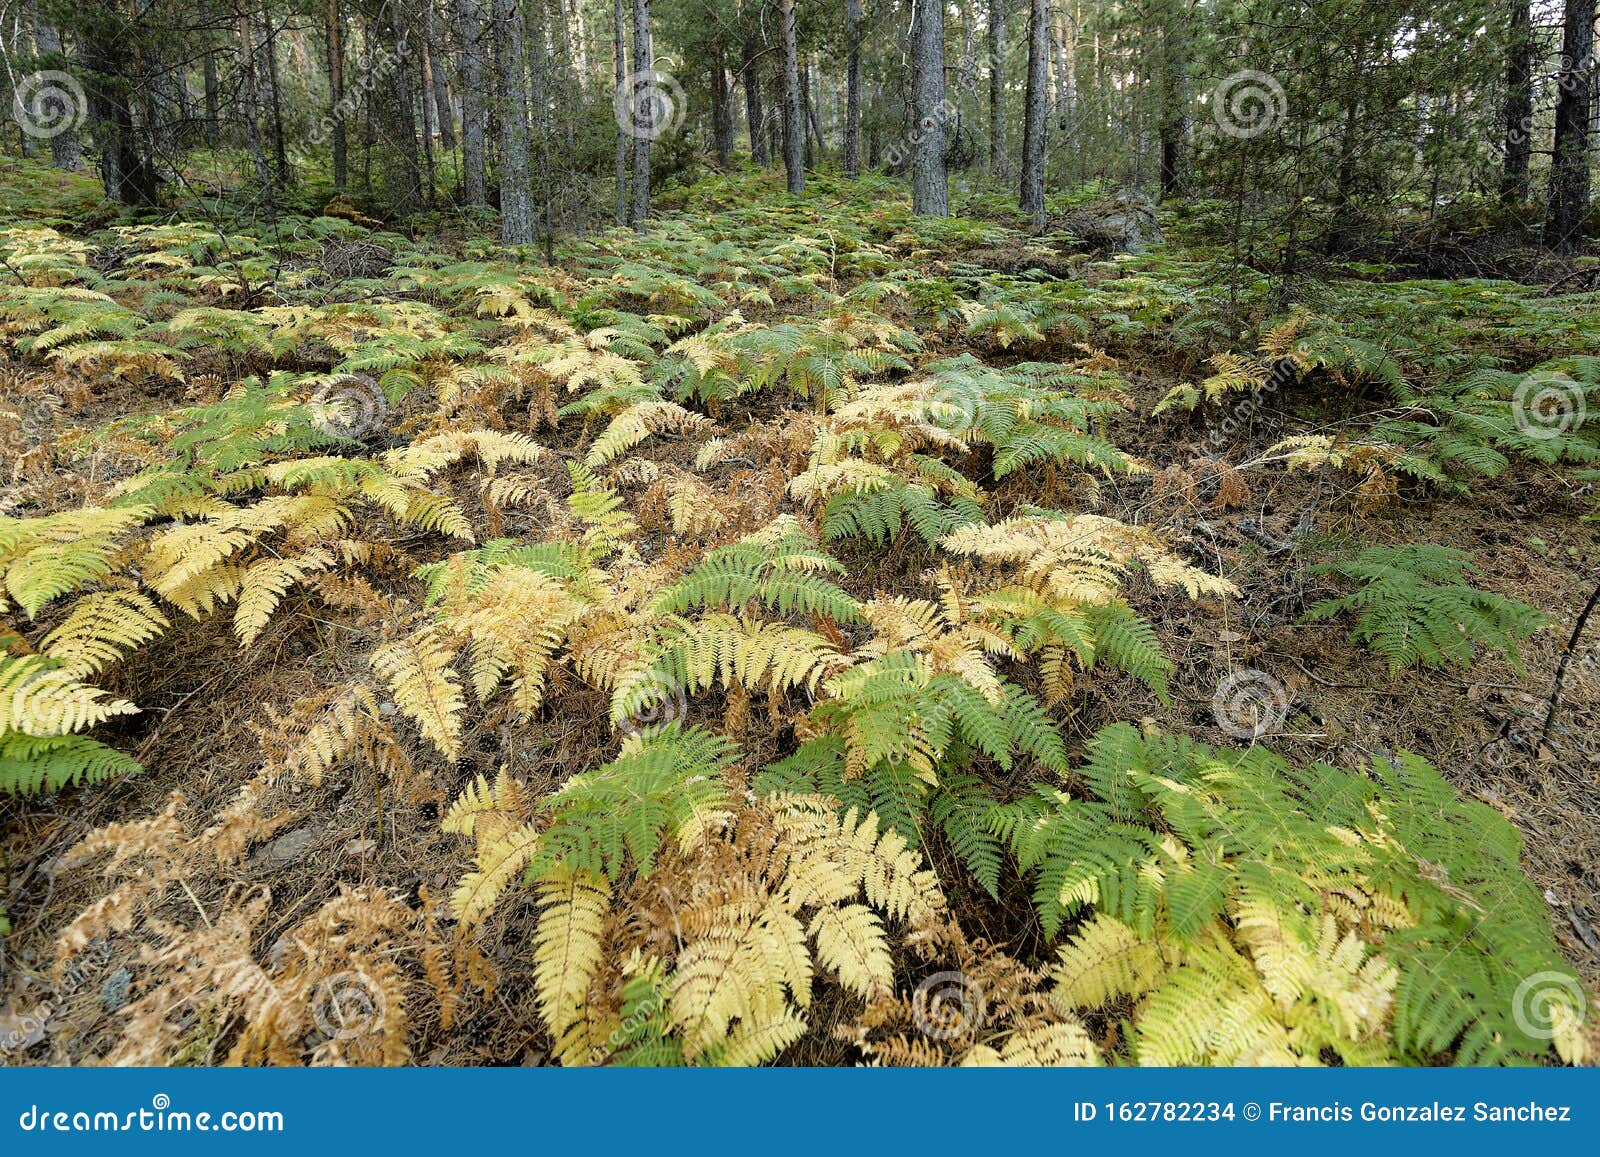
<box><xmin>247</xmin><ymin>823</ymin><xmax>327</xmax><ymax>873</ymax></box>
<box><xmin>1061</xmin><ymin>191</ymin><xmax>1164</xmax><ymax>254</ymax></box>
<box><xmin>99</xmin><ymin>967</ymin><xmax>132</xmax><ymax>1013</ymax></box>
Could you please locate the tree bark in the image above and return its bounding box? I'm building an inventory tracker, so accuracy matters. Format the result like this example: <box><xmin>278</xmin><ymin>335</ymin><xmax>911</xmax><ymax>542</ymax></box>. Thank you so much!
<box><xmin>629</xmin><ymin>0</ymin><xmax>653</xmax><ymax>227</ymax></box>
<box><xmin>495</xmin><ymin>0</ymin><xmax>535</xmax><ymax>241</ymax></box>
<box><xmin>1019</xmin><ymin>0</ymin><xmax>1048</xmax><ymax>223</ymax></box>
<box><xmin>326</xmin><ymin>0</ymin><xmax>348</xmax><ymax>188</ymax></box>
<box><xmin>31</xmin><ymin>14</ymin><xmax>81</xmax><ymax>169</ymax></box>
<box><xmin>203</xmin><ymin>51</ymin><xmax>219</xmax><ymax>146</ymax></box>
<box><xmin>1157</xmin><ymin>13</ymin><xmax>1186</xmax><ymax>201</ymax></box>
<box><xmin>778</xmin><ymin>0</ymin><xmax>804</xmax><ymax>192</ymax></box>
<box><xmin>611</xmin><ymin>0</ymin><xmax>628</xmax><ymax>222</ymax></box>
<box><xmin>742</xmin><ymin>35</ymin><xmax>767</xmax><ymax>164</ymax></box>
<box><xmin>375</xmin><ymin>7</ymin><xmax>424</xmax><ymax>214</ymax></box>
<box><xmin>910</xmin><ymin>0</ymin><xmax>950</xmax><ymax>215</ymax></box>
<box><xmin>710</xmin><ymin>42</ymin><xmax>733</xmax><ymax>166</ymax></box>
<box><xmin>1545</xmin><ymin>0</ymin><xmax>1594</xmax><ymax>252</ymax></box>
<box><xmin>423</xmin><ymin>0</ymin><xmax>457</xmax><ymax>152</ymax></box>
<box><xmin>455</xmin><ymin>0</ymin><xmax>488</xmax><ymax>205</ymax></box>
<box><xmin>987</xmin><ymin>0</ymin><xmax>1007</xmax><ymax>181</ymax></box>
<box><xmin>1502</xmin><ymin>0</ymin><xmax>1533</xmax><ymax>203</ymax></box>
<box><xmin>844</xmin><ymin>0</ymin><xmax>862</xmax><ymax>176</ymax></box>
<box><xmin>234</xmin><ymin>9</ymin><xmax>276</xmax><ymax>220</ymax></box>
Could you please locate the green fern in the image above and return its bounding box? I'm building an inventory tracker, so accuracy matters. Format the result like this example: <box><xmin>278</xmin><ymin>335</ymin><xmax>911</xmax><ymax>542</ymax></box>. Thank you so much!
<box><xmin>1303</xmin><ymin>544</ymin><xmax>1546</xmax><ymax>673</ymax></box>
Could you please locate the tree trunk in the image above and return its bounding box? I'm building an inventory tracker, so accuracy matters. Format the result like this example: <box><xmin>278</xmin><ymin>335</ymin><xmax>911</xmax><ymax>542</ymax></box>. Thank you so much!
<box><xmin>710</xmin><ymin>42</ymin><xmax>733</xmax><ymax>166</ymax></box>
<box><xmin>1502</xmin><ymin>0</ymin><xmax>1533</xmax><ymax>203</ymax></box>
<box><xmin>495</xmin><ymin>0</ymin><xmax>535</xmax><ymax>241</ymax></box>
<box><xmin>798</xmin><ymin>53</ymin><xmax>815</xmax><ymax>167</ymax></box>
<box><xmin>234</xmin><ymin>10</ymin><xmax>276</xmax><ymax>220</ymax></box>
<box><xmin>742</xmin><ymin>35</ymin><xmax>767</xmax><ymax>164</ymax></box>
<box><xmin>987</xmin><ymin>0</ymin><xmax>1007</xmax><ymax>181</ymax></box>
<box><xmin>1019</xmin><ymin>0</ymin><xmax>1048</xmax><ymax>223</ymax></box>
<box><xmin>612</xmin><ymin>0</ymin><xmax>628</xmax><ymax>222</ymax></box>
<box><xmin>844</xmin><ymin>0</ymin><xmax>862</xmax><ymax>176</ymax></box>
<box><xmin>1545</xmin><ymin>0</ymin><xmax>1594</xmax><ymax>252</ymax></box>
<box><xmin>778</xmin><ymin>0</ymin><xmax>804</xmax><ymax>192</ymax></box>
<box><xmin>375</xmin><ymin>8</ymin><xmax>424</xmax><ymax>214</ymax></box>
<box><xmin>424</xmin><ymin>0</ymin><xmax>457</xmax><ymax>151</ymax></box>
<box><xmin>911</xmin><ymin>0</ymin><xmax>950</xmax><ymax>215</ymax></box>
<box><xmin>1157</xmin><ymin>14</ymin><xmax>1186</xmax><ymax>201</ymax></box>
<box><xmin>203</xmin><ymin>51</ymin><xmax>219</xmax><ymax>146</ymax></box>
<box><xmin>326</xmin><ymin>0</ymin><xmax>348</xmax><ymax>188</ymax></box>
<box><xmin>629</xmin><ymin>0</ymin><xmax>653</xmax><ymax>227</ymax></box>
<box><xmin>455</xmin><ymin>0</ymin><xmax>488</xmax><ymax>205</ymax></box>
<box><xmin>259</xmin><ymin>11</ymin><xmax>289</xmax><ymax>180</ymax></box>
<box><xmin>31</xmin><ymin>14</ymin><xmax>81</xmax><ymax>169</ymax></box>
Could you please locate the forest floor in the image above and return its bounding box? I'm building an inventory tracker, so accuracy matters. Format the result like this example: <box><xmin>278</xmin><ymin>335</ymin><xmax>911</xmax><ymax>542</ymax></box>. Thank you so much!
<box><xmin>2</xmin><ymin>160</ymin><xmax>1597</xmax><ymax>1065</ymax></box>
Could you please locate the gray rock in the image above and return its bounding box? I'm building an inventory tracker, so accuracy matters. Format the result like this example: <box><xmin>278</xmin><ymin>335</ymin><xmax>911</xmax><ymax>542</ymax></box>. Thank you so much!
<box><xmin>247</xmin><ymin>823</ymin><xmax>327</xmax><ymax>873</ymax></box>
<box><xmin>1063</xmin><ymin>192</ymin><xmax>1164</xmax><ymax>254</ymax></box>
<box><xmin>99</xmin><ymin>967</ymin><xmax>132</xmax><ymax>1013</ymax></box>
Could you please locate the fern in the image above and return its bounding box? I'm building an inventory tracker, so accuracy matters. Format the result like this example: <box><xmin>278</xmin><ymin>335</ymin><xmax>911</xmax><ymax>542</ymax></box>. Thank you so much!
<box><xmin>1303</xmin><ymin>544</ymin><xmax>1546</xmax><ymax>672</ymax></box>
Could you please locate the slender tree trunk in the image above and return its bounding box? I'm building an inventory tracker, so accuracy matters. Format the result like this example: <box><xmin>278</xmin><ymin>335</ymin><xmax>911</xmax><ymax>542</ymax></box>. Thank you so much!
<box><xmin>1545</xmin><ymin>0</ymin><xmax>1594</xmax><ymax>252</ymax></box>
<box><xmin>424</xmin><ymin>0</ymin><xmax>457</xmax><ymax>151</ymax></box>
<box><xmin>259</xmin><ymin>11</ymin><xmax>289</xmax><ymax>179</ymax></box>
<box><xmin>798</xmin><ymin>54</ymin><xmax>814</xmax><ymax>166</ymax></box>
<box><xmin>911</xmin><ymin>0</ymin><xmax>950</xmax><ymax>214</ymax></box>
<box><xmin>843</xmin><ymin>0</ymin><xmax>863</xmax><ymax>176</ymax></box>
<box><xmin>31</xmin><ymin>15</ymin><xmax>81</xmax><ymax>169</ymax></box>
<box><xmin>203</xmin><ymin>51</ymin><xmax>220</xmax><ymax>146</ymax></box>
<box><xmin>742</xmin><ymin>35</ymin><xmax>767</xmax><ymax>164</ymax></box>
<box><xmin>326</xmin><ymin>0</ymin><xmax>348</xmax><ymax>188</ymax></box>
<box><xmin>612</xmin><ymin>0</ymin><xmax>628</xmax><ymax>222</ymax></box>
<box><xmin>374</xmin><ymin>8</ymin><xmax>424</xmax><ymax>213</ymax></box>
<box><xmin>805</xmin><ymin>55</ymin><xmax>824</xmax><ymax>160</ymax></box>
<box><xmin>1500</xmin><ymin>2</ymin><xmax>1533</xmax><ymax>202</ymax></box>
<box><xmin>710</xmin><ymin>42</ymin><xmax>733</xmax><ymax>166</ymax></box>
<box><xmin>1019</xmin><ymin>0</ymin><xmax>1048</xmax><ymax>223</ymax></box>
<box><xmin>1157</xmin><ymin>14</ymin><xmax>1186</xmax><ymax>201</ymax></box>
<box><xmin>495</xmin><ymin>0</ymin><xmax>535</xmax><ymax>241</ymax></box>
<box><xmin>987</xmin><ymin>0</ymin><xmax>1007</xmax><ymax>181</ymax></box>
<box><xmin>234</xmin><ymin>10</ymin><xmax>276</xmax><ymax>220</ymax></box>
<box><xmin>629</xmin><ymin>0</ymin><xmax>653</xmax><ymax>227</ymax></box>
<box><xmin>455</xmin><ymin>0</ymin><xmax>488</xmax><ymax>204</ymax></box>
<box><xmin>778</xmin><ymin>0</ymin><xmax>804</xmax><ymax>192</ymax></box>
